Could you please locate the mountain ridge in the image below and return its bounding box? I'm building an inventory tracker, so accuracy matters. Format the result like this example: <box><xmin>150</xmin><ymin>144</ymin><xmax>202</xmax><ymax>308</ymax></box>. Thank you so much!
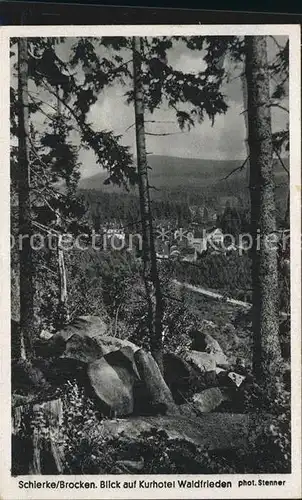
<box><xmin>79</xmin><ymin>154</ymin><xmax>288</xmax><ymax>193</ymax></box>
<box><xmin>79</xmin><ymin>155</ymin><xmax>246</xmax><ymax>191</ymax></box>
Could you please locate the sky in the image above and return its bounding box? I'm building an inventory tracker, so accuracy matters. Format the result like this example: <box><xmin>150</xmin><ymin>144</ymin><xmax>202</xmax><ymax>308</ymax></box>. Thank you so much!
<box><xmin>74</xmin><ymin>36</ymin><xmax>289</xmax><ymax>178</ymax></box>
<box><xmin>12</xmin><ymin>36</ymin><xmax>289</xmax><ymax>179</ymax></box>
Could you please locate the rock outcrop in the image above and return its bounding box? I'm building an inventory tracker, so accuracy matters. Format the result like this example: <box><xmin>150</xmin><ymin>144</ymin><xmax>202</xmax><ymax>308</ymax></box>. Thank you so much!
<box><xmin>183</xmin><ymin>350</ymin><xmax>217</xmax><ymax>386</ymax></box>
<box><xmin>57</xmin><ymin>315</ymin><xmax>108</xmax><ymax>341</ymax></box>
<box><xmin>163</xmin><ymin>351</ymin><xmax>202</xmax><ymax>403</ymax></box>
<box><xmin>192</xmin><ymin>387</ymin><xmax>231</xmax><ymax>413</ymax></box>
<box><xmin>134</xmin><ymin>349</ymin><xmax>178</xmax><ymax>415</ymax></box>
<box><xmin>100</xmin><ymin>413</ymin><xmax>251</xmax><ymax>452</ymax></box>
<box><xmin>36</xmin><ymin>315</ymin><xmax>139</xmax><ymax>362</ymax></box>
<box><xmin>191</xmin><ymin>327</ymin><xmax>229</xmax><ymax>367</ymax></box>
<box><xmin>87</xmin><ymin>350</ymin><xmax>139</xmax><ymax>417</ymax></box>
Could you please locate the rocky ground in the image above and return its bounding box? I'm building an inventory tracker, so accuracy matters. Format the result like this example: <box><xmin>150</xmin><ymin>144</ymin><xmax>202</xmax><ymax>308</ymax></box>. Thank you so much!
<box><xmin>11</xmin><ymin>307</ymin><xmax>290</xmax><ymax>475</ymax></box>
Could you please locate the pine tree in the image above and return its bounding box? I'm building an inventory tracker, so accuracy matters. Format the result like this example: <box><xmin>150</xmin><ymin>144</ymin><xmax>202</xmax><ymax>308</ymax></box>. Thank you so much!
<box><xmin>132</xmin><ymin>37</ymin><xmax>164</xmax><ymax>370</ymax></box>
<box><xmin>186</xmin><ymin>35</ymin><xmax>288</xmax><ymax>384</ymax></box>
<box><xmin>11</xmin><ymin>37</ymin><xmax>136</xmax><ymax>352</ymax></box>
<box><xmin>17</xmin><ymin>37</ymin><xmax>35</xmax><ymax>359</ymax></box>
<box><xmin>245</xmin><ymin>35</ymin><xmax>283</xmax><ymax>382</ymax></box>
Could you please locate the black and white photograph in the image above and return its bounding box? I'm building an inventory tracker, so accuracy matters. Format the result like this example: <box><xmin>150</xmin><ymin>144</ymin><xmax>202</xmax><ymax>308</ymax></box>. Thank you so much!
<box><xmin>0</xmin><ymin>23</ymin><xmax>301</xmax><ymax>499</ymax></box>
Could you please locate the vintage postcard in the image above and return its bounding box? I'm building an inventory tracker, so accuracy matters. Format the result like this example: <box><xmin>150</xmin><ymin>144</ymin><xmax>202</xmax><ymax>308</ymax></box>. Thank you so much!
<box><xmin>0</xmin><ymin>23</ymin><xmax>301</xmax><ymax>499</ymax></box>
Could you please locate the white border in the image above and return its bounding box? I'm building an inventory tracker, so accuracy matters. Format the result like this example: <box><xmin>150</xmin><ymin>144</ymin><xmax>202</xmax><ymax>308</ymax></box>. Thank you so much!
<box><xmin>0</xmin><ymin>24</ymin><xmax>301</xmax><ymax>500</ymax></box>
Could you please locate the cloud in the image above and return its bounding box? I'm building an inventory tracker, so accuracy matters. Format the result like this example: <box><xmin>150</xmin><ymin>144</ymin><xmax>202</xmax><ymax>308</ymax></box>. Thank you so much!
<box><xmin>78</xmin><ymin>76</ymin><xmax>250</xmax><ymax>177</ymax></box>
<box><xmin>14</xmin><ymin>36</ymin><xmax>287</xmax><ymax>178</ymax></box>
<box><xmin>79</xmin><ymin>70</ymin><xmax>288</xmax><ymax>178</ymax></box>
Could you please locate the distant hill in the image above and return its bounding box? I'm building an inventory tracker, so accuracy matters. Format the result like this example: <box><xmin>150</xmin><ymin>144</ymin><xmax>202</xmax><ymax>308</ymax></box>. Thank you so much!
<box><xmin>79</xmin><ymin>155</ymin><xmax>249</xmax><ymax>191</ymax></box>
<box><xmin>78</xmin><ymin>154</ymin><xmax>288</xmax><ymax>211</ymax></box>
<box><xmin>79</xmin><ymin>154</ymin><xmax>287</xmax><ymax>190</ymax></box>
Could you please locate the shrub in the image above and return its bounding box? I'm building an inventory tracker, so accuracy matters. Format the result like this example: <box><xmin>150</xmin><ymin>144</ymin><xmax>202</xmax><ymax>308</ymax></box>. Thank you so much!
<box><xmin>11</xmin><ymin>358</ymin><xmax>50</xmax><ymax>395</ymax></box>
<box><xmin>238</xmin><ymin>377</ymin><xmax>291</xmax><ymax>473</ymax></box>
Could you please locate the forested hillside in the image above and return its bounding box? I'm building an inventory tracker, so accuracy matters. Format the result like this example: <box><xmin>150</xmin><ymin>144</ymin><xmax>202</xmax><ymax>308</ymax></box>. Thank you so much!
<box><xmin>79</xmin><ymin>155</ymin><xmax>289</xmax><ymax>227</ymax></box>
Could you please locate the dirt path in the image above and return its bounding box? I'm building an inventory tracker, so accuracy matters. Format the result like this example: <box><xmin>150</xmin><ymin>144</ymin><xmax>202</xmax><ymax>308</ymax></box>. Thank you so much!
<box><xmin>173</xmin><ymin>280</ymin><xmax>289</xmax><ymax>318</ymax></box>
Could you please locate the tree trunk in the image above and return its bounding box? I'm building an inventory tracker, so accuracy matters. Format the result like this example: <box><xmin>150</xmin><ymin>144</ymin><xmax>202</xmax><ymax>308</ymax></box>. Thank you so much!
<box><xmin>245</xmin><ymin>36</ymin><xmax>283</xmax><ymax>382</ymax></box>
<box><xmin>132</xmin><ymin>37</ymin><xmax>163</xmax><ymax>371</ymax></box>
<box><xmin>54</xmin><ymin>85</ymin><xmax>70</xmax><ymax>327</ymax></box>
<box><xmin>148</xmin><ymin>203</ymin><xmax>164</xmax><ymax>372</ymax></box>
<box><xmin>18</xmin><ymin>38</ymin><xmax>35</xmax><ymax>359</ymax></box>
<box><xmin>12</xmin><ymin>398</ymin><xmax>64</xmax><ymax>474</ymax></box>
<box><xmin>57</xmin><ymin>237</ymin><xmax>70</xmax><ymax>326</ymax></box>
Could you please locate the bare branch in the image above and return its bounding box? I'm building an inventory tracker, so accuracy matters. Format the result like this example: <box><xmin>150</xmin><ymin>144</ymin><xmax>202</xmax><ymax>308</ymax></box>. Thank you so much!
<box><xmin>274</xmin><ymin>147</ymin><xmax>289</xmax><ymax>177</ymax></box>
<box><xmin>145</xmin><ymin>131</ymin><xmax>182</xmax><ymax>136</ymax></box>
<box><xmin>40</xmin><ymin>77</ymin><xmax>85</xmax><ymax>127</ymax></box>
<box><xmin>269</xmin><ymin>35</ymin><xmax>284</xmax><ymax>52</ymax></box>
<box><xmin>32</xmin><ymin>186</ymin><xmax>72</xmax><ymax>226</ymax></box>
<box><xmin>125</xmin><ymin>122</ymin><xmax>135</xmax><ymax>132</ymax></box>
<box><xmin>32</xmin><ymin>187</ymin><xmax>59</xmax><ymax>215</ymax></box>
<box><xmin>125</xmin><ymin>119</ymin><xmax>175</xmax><ymax>133</ymax></box>
<box><xmin>32</xmin><ymin>220</ymin><xmax>60</xmax><ymax>235</ymax></box>
<box><xmin>31</xmin><ymin>176</ymin><xmax>61</xmax><ymax>199</ymax></box>
<box><xmin>219</xmin><ymin>156</ymin><xmax>250</xmax><ymax>182</ymax></box>
<box><xmin>28</xmin><ymin>91</ymin><xmax>84</xmax><ymax>139</ymax></box>
<box><xmin>269</xmin><ymin>103</ymin><xmax>289</xmax><ymax>114</ymax></box>
<box><xmin>147</xmin><ymin>120</ymin><xmax>175</xmax><ymax>125</ymax></box>
<box><xmin>28</xmin><ymin>135</ymin><xmax>53</xmax><ymax>179</ymax></box>
<box><xmin>28</xmin><ymin>94</ymin><xmax>58</xmax><ymax>124</ymax></box>
<box><xmin>27</xmin><ymin>91</ymin><xmax>58</xmax><ymax>113</ymax></box>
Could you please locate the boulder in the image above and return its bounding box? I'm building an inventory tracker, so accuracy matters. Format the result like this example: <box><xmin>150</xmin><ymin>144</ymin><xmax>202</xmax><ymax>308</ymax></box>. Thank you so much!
<box><xmin>36</xmin><ymin>314</ymin><xmax>139</xmax><ymax>362</ymax></box>
<box><xmin>40</xmin><ymin>329</ymin><xmax>54</xmax><ymax>341</ymax></box>
<box><xmin>105</xmin><ymin>346</ymin><xmax>140</xmax><ymax>380</ymax></box>
<box><xmin>216</xmin><ymin>370</ymin><xmax>246</xmax><ymax>389</ymax></box>
<box><xmin>100</xmin><ymin>413</ymin><xmax>252</xmax><ymax>452</ymax></box>
<box><xmin>57</xmin><ymin>315</ymin><xmax>108</xmax><ymax>342</ymax></box>
<box><xmin>178</xmin><ymin>403</ymin><xmax>200</xmax><ymax>418</ymax></box>
<box><xmin>87</xmin><ymin>348</ymin><xmax>140</xmax><ymax>417</ymax></box>
<box><xmin>113</xmin><ymin>457</ymin><xmax>145</xmax><ymax>473</ymax></box>
<box><xmin>60</xmin><ymin>333</ymin><xmax>140</xmax><ymax>364</ymax></box>
<box><xmin>163</xmin><ymin>351</ymin><xmax>202</xmax><ymax>403</ymax></box>
<box><xmin>183</xmin><ymin>350</ymin><xmax>217</xmax><ymax>386</ymax></box>
<box><xmin>201</xmin><ymin>319</ymin><xmax>216</xmax><ymax>329</ymax></box>
<box><xmin>134</xmin><ymin>349</ymin><xmax>178</xmax><ymax>415</ymax></box>
<box><xmin>184</xmin><ymin>350</ymin><xmax>216</xmax><ymax>372</ymax></box>
<box><xmin>190</xmin><ymin>326</ymin><xmax>229</xmax><ymax>367</ymax></box>
<box><xmin>60</xmin><ymin>334</ymin><xmax>104</xmax><ymax>363</ymax></box>
<box><xmin>215</xmin><ymin>366</ymin><xmax>226</xmax><ymax>376</ymax></box>
<box><xmin>192</xmin><ymin>387</ymin><xmax>231</xmax><ymax>413</ymax></box>
<box><xmin>227</xmin><ymin>372</ymin><xmax>246</xmax><ymax>388</ymax></box>
<box><xmin>92</xmin><ymin>335</ymin><xmax>140</xmax><ymax>357</ymax></box>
